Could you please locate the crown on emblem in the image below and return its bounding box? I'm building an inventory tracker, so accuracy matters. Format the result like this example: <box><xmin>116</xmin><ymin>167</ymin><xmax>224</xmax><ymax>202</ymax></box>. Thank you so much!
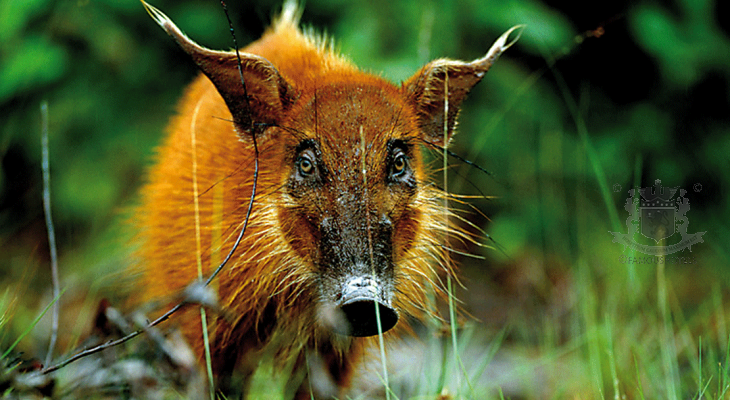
<box><xmin>639</xmin><ymin>179</ymin><xmax>677</xmax><ymax>208</ymax></box>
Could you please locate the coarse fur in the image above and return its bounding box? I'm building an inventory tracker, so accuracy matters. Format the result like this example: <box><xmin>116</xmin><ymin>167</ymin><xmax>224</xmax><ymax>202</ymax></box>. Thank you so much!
<box><xmin>133</xmin><ymin>1</ymin><xmax>517</xmax><ymax>396</ymax></box>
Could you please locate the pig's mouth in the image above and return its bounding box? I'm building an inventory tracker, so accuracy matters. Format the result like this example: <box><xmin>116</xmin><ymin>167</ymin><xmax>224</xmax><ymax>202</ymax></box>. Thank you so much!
<box><xmin>328</xmin><ymin>276</ymin><xmax>398</xmax><ymax>337</ymax></box>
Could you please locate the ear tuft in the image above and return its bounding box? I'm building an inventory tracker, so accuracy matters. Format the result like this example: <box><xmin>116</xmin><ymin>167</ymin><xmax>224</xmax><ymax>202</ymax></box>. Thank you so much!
<box><xmin>141</xmin><ymin>1</ymin><xmax>295</xmax><ymax>139</ymax></box>
<box><xmin>403</xmin><ymin>25</ymin><xmax>523</xmax><ymax>147</ymax></box>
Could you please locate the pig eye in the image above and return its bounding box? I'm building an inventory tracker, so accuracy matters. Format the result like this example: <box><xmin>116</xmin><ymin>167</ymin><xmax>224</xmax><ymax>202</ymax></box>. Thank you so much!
<box><xmin>292</xmin><ymin>141</ymin><xmax>324</xmax><ymax>184</ymax></box>
<box><xmin>392</xmin><ymin>154</ymin><xmax>406</xmax><ymax>176</ymax></box>
<box><xmin>388</xmin><ymin>146</ymin><xmax>412</xmax><ymax>184</ymax></box>
<box><xmin>297</xmin><ymin>153</ymin><xmax>315</xmax><ymax>176</ymax></box>
<box><xmin>386</xmin><ymin>141</ymin><xmax>415</xmax><ymax>188</ymax></box>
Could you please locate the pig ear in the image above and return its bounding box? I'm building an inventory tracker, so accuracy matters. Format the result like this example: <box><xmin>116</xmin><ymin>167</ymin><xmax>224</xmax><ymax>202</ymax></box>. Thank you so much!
<box><xmin>403</xmin><ymin>26</ymin><xmax>523</xmax><ymax>147</ymax></box>
<box><xmin>142</xmin><ymin>1</ymin><xmax>294</xmax><ymax>139</ymax></box>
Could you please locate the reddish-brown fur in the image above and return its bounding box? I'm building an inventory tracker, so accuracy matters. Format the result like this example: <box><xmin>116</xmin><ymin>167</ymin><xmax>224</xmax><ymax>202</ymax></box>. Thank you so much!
<box><xmin>134</xmin><ymin>2</ymin><xmax>516</xmax><ymax>396</ymax></box>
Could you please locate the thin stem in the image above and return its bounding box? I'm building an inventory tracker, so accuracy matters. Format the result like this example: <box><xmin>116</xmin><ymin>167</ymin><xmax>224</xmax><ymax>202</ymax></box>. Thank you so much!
<box><xmin>41</xmin><ymin>100</ymin><xmax>60</xmax><ymax>368</ymax></box>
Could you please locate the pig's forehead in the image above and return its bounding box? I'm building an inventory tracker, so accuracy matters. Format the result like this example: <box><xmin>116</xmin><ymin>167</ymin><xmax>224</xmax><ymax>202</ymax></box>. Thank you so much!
<box><xmin>287</xmin><ymin>81</ymin><xmax>419</xmax><ymax>141</ymax></box>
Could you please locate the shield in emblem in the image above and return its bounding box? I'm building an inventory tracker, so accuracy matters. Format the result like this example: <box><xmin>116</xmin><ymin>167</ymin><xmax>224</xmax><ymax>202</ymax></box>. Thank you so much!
<box><xmin>640</xmin><ymin>205</ymin><xmax>675</xmax><ymax>242</ymax></box>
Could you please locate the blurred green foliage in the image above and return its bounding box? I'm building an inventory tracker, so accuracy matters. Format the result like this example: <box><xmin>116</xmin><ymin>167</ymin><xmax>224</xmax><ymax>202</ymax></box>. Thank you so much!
<box><xmin>1</xmin><ymin>0</ymin><xmax>729</xmax><ymax>397</ymax></box>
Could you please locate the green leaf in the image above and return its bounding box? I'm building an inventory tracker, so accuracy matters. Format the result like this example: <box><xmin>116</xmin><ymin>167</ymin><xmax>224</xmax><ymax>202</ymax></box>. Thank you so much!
<box><xmin>0</xmin><ymin>35</ymin><xmax>68</xmax><ymax>102</ymax></box>
<box><xmin>0</xmin><ymin>0</ymin><xmax>49</xmax><ymax>43</ymax></box>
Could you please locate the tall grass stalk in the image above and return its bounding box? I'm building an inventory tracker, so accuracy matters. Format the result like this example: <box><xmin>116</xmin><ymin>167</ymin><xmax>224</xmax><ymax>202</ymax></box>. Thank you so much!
<box><xmin>625</xmin><ymin>154</ymin><xmax>644</xmax><ymax>301</ymax></box>
<box><xmin>605</xmin><ymin>314</ymin><xmax>621</xmax><ymax>400</ymax></box>
<box><xmin>697</xmin><ymin>336</ymin><xmax>709</xmax><ymax>400</ymax></box>
<box><xmin>539</xmin><ymin>45</ymin><xmax>621</xmax><ymax>234</ymax></box>
<box><xmin>0</xmin><ymin>289</ymin><xmax>10</xmax><ymax>335</ymax></box>
<box><xmin>633</xmin><ymin>354</ymin><xmax>647</xmax><ymax>400</ymax></box>
<box><xmin>470</xmin><ymin>324</ymin><xmax>508</xmax><ymax>386</ymax></box>
<box><xmin>442</xmin><ymin>72</ymin><xmax>474</xmax><ymax>397</ymax></box>
<box><xmin>719</xmin><ymin>334</ymin><xmax>730</xmax><ymax>397</ymax></box>
<box><xmin>578</xmin><ymin>258</ymin><xmax>604</xmax><ymax>398</ymax></box>
<box><xmin>40</xmin><ymin>100</ymin><xmax>60</xmax><ymax>368</ymax></box>
<box><xmin>458</xmin><ymin>65</ymin><xmax>544</xmax><ymax>196</ymax></box>
<box><xmin>360</xmin><ymin>126</ymin><xmax>391</xmax><ymax>400</ymax></box>
<box><xmin>2</xmin><ymin>289</ymin><xmax>65</xmax><ymax>361</ymax></box>
<box><xmin>656</xmin><ymin>244</ymin><xmax>679</xmax><ymax>400</ymax></box>
<box><xmin>190</xmin><ymin>98</ymin><xmax>216</xmax><ymax>400</ymax></box>
<box><xmin>443</xmin><ymin>72</ymin><xmax>460</xmax><ymax>394</ymax></box>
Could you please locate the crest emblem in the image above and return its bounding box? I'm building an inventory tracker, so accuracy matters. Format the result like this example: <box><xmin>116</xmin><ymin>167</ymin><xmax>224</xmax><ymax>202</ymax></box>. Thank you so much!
<box><xmin>639</xmin><ymin>184</ymin><xmax>677</xmax><ymax>242</ymax></box>
<box><xmin>610</xmin><ymin>179</ymin><xmax>705</xmax><ymax>255</ymax></box>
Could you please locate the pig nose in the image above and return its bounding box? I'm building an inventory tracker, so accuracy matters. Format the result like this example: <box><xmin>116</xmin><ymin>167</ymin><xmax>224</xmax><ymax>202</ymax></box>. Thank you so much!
<box><xmin>334</xmin><ymin>277</ymin><xmax>398</xmax><ymax>337</ymax></box>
